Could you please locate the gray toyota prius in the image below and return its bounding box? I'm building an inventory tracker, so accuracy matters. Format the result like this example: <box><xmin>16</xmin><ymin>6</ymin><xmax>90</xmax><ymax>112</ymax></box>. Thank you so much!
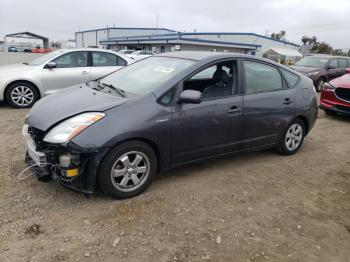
<box><xmin>23</xmin><ymin>51</ymin><xmax>318</xmax><ymax>198</ymax></box>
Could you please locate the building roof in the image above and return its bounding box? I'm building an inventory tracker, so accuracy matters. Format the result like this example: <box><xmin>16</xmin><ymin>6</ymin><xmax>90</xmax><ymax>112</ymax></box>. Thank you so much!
<box><xmin>76</xmin><ymin>28</ymin><xmax>300</xmax><ymax>48</ymax></box>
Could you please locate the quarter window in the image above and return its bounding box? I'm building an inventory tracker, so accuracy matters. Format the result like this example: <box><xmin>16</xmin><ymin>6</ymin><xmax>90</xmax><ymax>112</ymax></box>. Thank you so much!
<box><xmin>244</xmin><ymin>61</ymin><xmax>283</xmax><ymax>94</ymax></box>
<box><xmin>280</xmin><ymin>68</ymin><xmax>300</xmax><ymax>87</ymax></box>
<box><xmin>92</xmin><ymin>52</ymin><xmax>126</xmax><ymax>67</ymax></box>
<box><xmin>53</xmin><ymin>51</ymin><xmax>88</xmax><ymax>68</ymax></box>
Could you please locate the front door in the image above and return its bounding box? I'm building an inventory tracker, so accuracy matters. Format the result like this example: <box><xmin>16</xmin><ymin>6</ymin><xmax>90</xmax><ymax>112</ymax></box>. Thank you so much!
<box><xmin>241</xmin><ymin>60</ymin><xmax>296</xmax><ymax>149</ymax></box>
<box><xmin>42</xmin><ymin>51</ymin><xmax>90</xmax><ymax>95</ymax></box>
<box><xmin>170</xmin><ymin>60</ymin><xmax>243</xmax><ymax>165</ymax></box>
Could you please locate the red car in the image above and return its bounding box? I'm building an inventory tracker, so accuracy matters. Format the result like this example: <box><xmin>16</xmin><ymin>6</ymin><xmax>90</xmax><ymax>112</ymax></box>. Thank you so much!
<box><xmin>320</xmin><ymin>69</ymin><xmax>350</xmax><ymax>116</ymax></box>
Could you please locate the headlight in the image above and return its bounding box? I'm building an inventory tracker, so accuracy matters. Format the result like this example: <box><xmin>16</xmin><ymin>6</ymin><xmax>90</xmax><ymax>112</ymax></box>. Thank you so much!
<box><xmin>322</xmin><ymin>82</ymin><xmax>336</xmax><ymax>91</ymax></box>
<box><xmin>306</xmin><ymin>71</ymin><xmax>319</xmax><ymax>76</ymax></box>
<box><xmin>43</xmin><ymin>112</ymin><xmax>105</xmax><ymax>144</ymax></box>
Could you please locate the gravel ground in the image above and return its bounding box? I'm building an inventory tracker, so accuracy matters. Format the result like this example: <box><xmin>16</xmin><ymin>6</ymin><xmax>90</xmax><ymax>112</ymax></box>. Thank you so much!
<box><xmin>0</xmin><ymin>99</ymin><xmax>349</xmax><ymax>262</ymax></box>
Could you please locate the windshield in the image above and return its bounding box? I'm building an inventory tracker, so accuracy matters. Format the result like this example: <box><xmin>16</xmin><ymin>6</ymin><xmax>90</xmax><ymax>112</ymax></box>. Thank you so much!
<box><xmin>294</xmin><ymin>57</ymin><xmax>329</xmax><ymax>68</ymax></box>
<box><xmin>27</xmin><ymin>51</ymin><xmax>63</xmax><ymax>66</ymax></box>
<box><xmin>100</xmin><ymin>56</ymin><xmax>196</xmax><ymax>95</ymax></box>
<box><xmin>123</xmin><ymin>50</ymin><xmax>134</xmax><ymax>54</ymax></box>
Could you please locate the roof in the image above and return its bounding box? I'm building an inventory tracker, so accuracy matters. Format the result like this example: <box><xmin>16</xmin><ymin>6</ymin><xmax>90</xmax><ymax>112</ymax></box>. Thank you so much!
<box><xmin>76</xmin><ymin>27</ymin><xmax>178</xmax><ymax>34</ymax></box>
<box><xmin>264</xmin><ymin>48</ymin><xmax>303</xmax><ymax>57</ymax></box>
<box><xmin>5</xmin><ymin>32</ymin><xmax>48</xmax><ymax>41</ymax></box>
<box><xmin>99</xmin><ymin>32</ymin><xmax>299</xmax><ymax>48</ymax></box>
<box><xmin>100</xmin><ymin>34</ymin><xmax>261</xmax><ymax>50</ymax></box>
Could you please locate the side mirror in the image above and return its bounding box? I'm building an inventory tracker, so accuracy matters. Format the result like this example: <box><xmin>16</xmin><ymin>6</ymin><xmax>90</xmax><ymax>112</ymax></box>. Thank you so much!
<box><xmin>178</xmin><ymin>90</ymin><xmax>202</xmax><ymax>104</ymax></box>
<box><xmin>45</xmin><ymin>62</ymin><xmax>57</xmax><ymax>69</ymax></box>
<box><xmin>327</xmin><ymin>65</ymin><xmax>336</xmax><ymax>70</ymax></box>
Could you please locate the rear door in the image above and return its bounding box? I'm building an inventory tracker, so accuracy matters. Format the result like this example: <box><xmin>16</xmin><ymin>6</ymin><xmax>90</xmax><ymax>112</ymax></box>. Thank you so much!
<box><xmin>241</xmin><ymin>60</ymin><xmax>296</xmax><ymax>149</ymax></box>
<box><xmin>90</xmin><ymin>51</ymin><xmax>127</xmax><ymax>80</ymax></box>
<box><xmin>42</xmin><ymin>51</ymin><xmax>90</xmax><ymax>95</ymax></box>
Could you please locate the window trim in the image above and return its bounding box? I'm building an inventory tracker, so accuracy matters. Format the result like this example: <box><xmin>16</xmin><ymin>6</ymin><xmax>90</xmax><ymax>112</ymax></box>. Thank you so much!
<box><xmin>242</xmin><ymin>59</ymin><xmax>287</xmax><ymax>95</ymax></box>
<box><xmin>176</xmin><ymin>58</ymin><xmax>242</xmax><ymax>102</ymax></box>
<box><xmin>47</xmin><ymin>51</ymin><xmax>89</xmax><ymax>68</ymax></box>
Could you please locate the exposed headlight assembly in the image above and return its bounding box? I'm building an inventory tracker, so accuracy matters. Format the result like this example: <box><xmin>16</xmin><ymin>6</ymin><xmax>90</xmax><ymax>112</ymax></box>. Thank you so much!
<box><xmin>43</xmin><ymin>112</ymin><xmax>105</xmax><ymax>144</ymax></box>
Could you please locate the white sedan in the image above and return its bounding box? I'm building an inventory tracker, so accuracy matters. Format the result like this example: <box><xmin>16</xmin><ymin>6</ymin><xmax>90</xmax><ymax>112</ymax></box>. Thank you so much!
<box><xmin>0</xmin><ymin>48</ymin><xmax>132</xmax><ymax>108</ymax></box>
<box><xmin>127</xmin><ymin>50</ymin><xmax>155</xmax><ymax>60</ymax></box>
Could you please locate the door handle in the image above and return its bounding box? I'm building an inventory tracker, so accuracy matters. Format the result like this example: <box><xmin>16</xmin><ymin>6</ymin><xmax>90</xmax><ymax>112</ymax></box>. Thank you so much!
<box><xmin>81</xmin><ymin>71</ymin><xmax>89</xmax><ymax>75</ymax></box>
<box><xmin>283</xmin><ymin>98</ymin><xmax>293</xmax><ymax>105</ymax></box>
<box><xmin>227</xmin><ymin>106</ymin><xmax>241</xmax><ymax>114</ymax></box>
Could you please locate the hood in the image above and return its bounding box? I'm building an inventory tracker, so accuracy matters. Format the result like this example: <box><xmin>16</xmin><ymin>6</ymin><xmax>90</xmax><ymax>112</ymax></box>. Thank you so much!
<box><xmin>27</xmin><ymin>85</ymin><xmax>127</xmax><ymax>131</ymax></box>
<box><xmin>0</xmin><ymin>63</ymin><xmax>34</xmax><ymax>74</ymax></box>
<box><xmin>290</xmin><ymin>65</ymin><xmax>320</xmax><ymax>73</ymax></box>
<box><xmin>330</xmin><ymin>73</ymin><xmax>350</xmax><ymax>89</ymax></box>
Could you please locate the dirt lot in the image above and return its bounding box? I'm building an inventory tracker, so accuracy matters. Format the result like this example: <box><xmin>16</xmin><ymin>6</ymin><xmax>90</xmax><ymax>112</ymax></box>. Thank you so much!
<box><xmin>0</xmin><ymin>101</ymin><xmax>349</xmax><ymax>262</ymax></box>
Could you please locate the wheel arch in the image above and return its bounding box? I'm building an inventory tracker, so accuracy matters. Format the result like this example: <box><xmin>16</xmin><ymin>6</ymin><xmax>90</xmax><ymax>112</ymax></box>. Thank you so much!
<box><xmin>4</xmin><ymin>80</ymin><xmax>42</xmax><ymax>102</ymax></box>
<box><xmin>104</xmin><ymin>137</ymin><xmax>162</xmax><ymax>173</ymax></box>
<box><xmin>295</xmin><ymin>115</ymin><xmax>309</xmax><ymax>135</ymax></box>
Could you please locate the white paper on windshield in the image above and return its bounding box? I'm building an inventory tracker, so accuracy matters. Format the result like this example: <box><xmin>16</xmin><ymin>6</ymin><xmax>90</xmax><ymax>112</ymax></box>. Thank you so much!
<box><xmin>153</xmin><ymin>66</ymin><xmax>175</xmax><ymax>74</ymax></box>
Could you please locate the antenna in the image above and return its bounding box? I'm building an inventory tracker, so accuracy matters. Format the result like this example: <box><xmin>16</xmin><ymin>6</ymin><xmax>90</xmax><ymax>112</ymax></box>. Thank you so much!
<box><xmin>156</xmin><ymin>14</ymin><xmax>159</xmax><ymax>28</ymax></box>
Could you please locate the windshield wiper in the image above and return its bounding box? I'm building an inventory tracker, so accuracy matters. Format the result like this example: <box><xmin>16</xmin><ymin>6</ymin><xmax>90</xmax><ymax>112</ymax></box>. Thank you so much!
<box><xmin>99</xmin><ymin>81</ymin><xmax>126</xmax><ymax>98</ymax></box>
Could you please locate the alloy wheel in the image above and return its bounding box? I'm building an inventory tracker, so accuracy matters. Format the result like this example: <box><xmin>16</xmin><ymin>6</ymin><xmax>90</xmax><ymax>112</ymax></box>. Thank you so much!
<box><xmin>10</xmin><ymin>86</ymin><xmax>34</xmax><ymax>106</ymax></box>
<box><xmin>285</xmin><ymin>123</ymin><xmax>303</xmax><ymax>151</ymax></box>
<box><xmin>110</xmin><ymin>151</ymin><xmax>150</xmax><ymax>192</ymax></box>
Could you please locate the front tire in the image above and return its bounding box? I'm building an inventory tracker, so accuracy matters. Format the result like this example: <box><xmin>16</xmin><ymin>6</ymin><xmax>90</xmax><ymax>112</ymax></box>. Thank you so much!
<box><xmin>324</xmin><ymin>109</ymin><xmax>337</xmax><ymax>116</ymax></box>
<box><xmin>315</xmin><ymin>77</ymin><xmax>326</xmax><ymax>92</ymax></box>
<box><xmin>276</xmin><ymin>119</ymin><xmax>305</xmax><ymax>155</ymax></box>
<box><xmin>98</xmin><ymin>141</ymin><xmax>157</xmax><ymax>199</ymax></box>
<box><xmin>5</xmin><ymin>82</ymin><xmax>39</xmax><ymax>108</ymax></box>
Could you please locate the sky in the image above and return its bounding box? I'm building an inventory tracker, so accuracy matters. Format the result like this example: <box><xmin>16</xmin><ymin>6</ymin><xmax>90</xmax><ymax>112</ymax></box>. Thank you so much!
<box><xmin>0</xmin><ymin>0</ymin><xmax>349</xmax><ymax>49</ymax></box>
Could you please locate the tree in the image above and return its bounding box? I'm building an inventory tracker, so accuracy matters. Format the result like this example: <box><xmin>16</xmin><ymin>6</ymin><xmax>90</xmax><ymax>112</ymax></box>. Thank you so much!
<box><xmin>348</xmin><ymin>49</ymin><xmax>350</xmax><ymax>57</ymax></box>
<box><xmin>315</xmin><ymin>42</ymin><xmax>333</xmax><ymax>54</ymax></box>
<box><xmin>332</xmin><ymin>49</ymin><xmax>344</xmax><ymax>56</ymax></box>
<box><xmin>271</xmin><ymin>30</ymin><xmax>286</xmax><ymax>40</ymax></box>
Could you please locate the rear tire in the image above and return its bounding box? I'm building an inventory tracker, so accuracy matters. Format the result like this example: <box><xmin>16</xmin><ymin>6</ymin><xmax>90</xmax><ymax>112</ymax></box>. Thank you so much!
<box><xmin>276</xmin><ymin>119</ymin><xmax>305</xmax><ymax>156</ymax></box>
<box><xmin>5</xmin><ymin>82</ymin><xmax>39</xmax><ymax>108</ymax></box>
<box><xmin>98</xmin><ymin>141</ymin><xmax>157</xmax><ymax>199</ymax></box>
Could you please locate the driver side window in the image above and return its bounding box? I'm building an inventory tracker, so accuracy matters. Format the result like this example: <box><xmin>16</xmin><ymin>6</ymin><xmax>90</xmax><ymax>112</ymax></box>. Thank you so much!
<box><xmin>183</xmin><ymin>61</ymin><xmax>237</xmax><ymax>100</ymax></box>
<box><xmin>328</xmin><ymin>59</ymin><xmax>338</xmax><ymax>68</ymax></box>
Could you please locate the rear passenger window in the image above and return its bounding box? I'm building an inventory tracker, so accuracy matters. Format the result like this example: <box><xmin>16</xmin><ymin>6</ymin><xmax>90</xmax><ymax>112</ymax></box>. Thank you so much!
<box><xmin>338</xmin><ymin>59</ymin><xmax>347</xmax><ymax>68</ymax></box>
<box><xmin>243</xmin><ymin>61</ymin><xmax>283</xmax><ymax>94</ymax></box>
<box><xmin>92</xmin><ymin>52</ymin><xmax>126</xmax><ymax>67</ymax></box>
<box><xmin>281</xmin><ymin>68</ymin><xmax>300</xmax><ymax>87</ymax></box>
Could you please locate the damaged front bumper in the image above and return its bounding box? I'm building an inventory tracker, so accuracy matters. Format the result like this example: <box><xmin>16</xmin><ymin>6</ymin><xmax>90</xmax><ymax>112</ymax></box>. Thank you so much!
<box><xmin>23</xmin><ymin>124</ymin><xmax>109</xmax><ymax>195</ymax></box>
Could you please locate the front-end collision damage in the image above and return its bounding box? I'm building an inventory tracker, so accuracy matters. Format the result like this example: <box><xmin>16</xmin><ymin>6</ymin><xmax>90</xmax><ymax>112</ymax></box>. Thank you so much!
<box><xmin>24</xmin><ymin>124</ymin><xmax>109</xmax><ymax>195</ymax></box>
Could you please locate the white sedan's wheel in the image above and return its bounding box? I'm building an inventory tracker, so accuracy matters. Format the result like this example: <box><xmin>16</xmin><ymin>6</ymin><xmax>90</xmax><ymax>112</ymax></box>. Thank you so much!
<box><xmin>6</xmin><ymin>82</ymin><xmax>39</xmax><ymax>108</ymax></box>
